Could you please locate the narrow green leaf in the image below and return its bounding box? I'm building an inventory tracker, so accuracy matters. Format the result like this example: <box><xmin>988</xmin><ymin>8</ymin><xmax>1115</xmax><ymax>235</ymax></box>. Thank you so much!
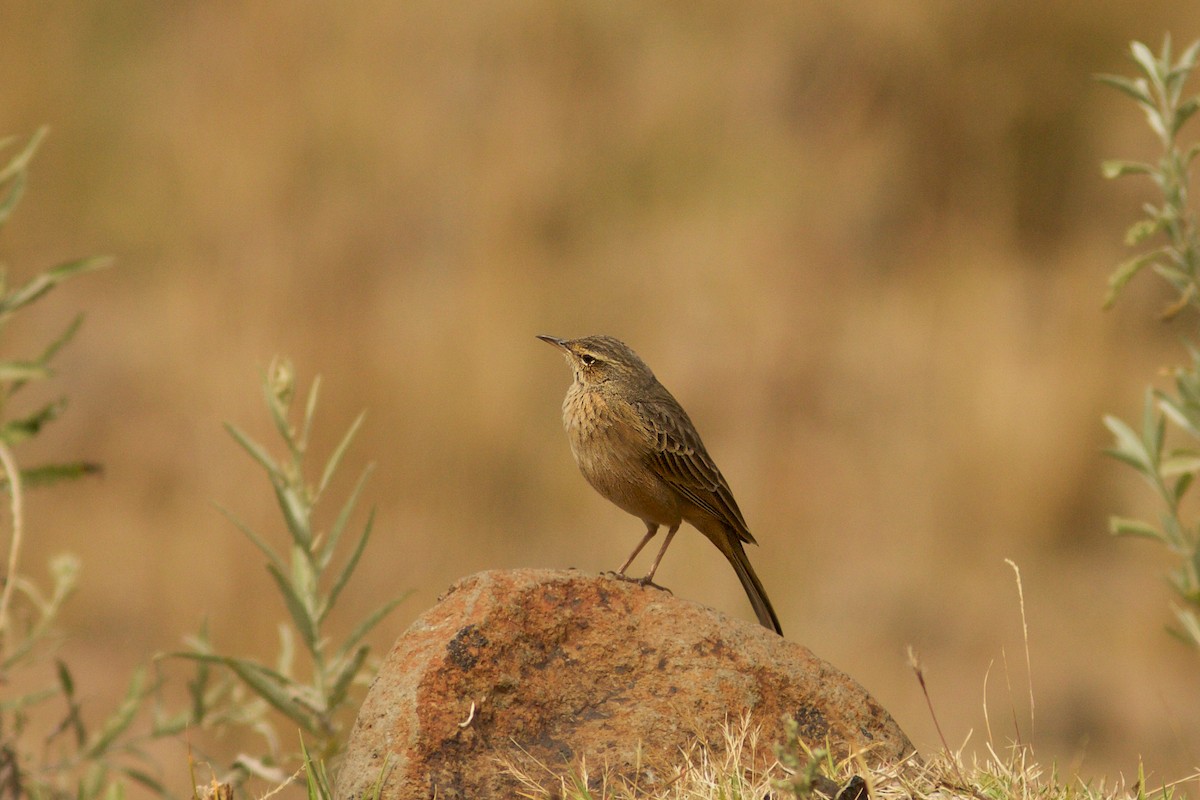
<box><xmin>1158</xmin><ymin>392</ymin><xmax>1200</xmax><ymax>436</ymax></box>
<box><xmin>1103</xmin><ymin>414</ymin><xmax>1154</xmax><ymax>473</ymax></box>
<box><xmin>318</xmin><ymin>410</ymin><xmax>365</xmax><ymax>498</ymax></box>
<box><xmin>1166</xmin><ymin>68</ymin><xmax>1189</xmax><ymax>106</ymax></box>
<box><xmin>80</xmin><ymin>761</ymin><xmax>107</xmax><ymax>800</ymax></box>
<box><xmin>1172</xmin><ymin>606</ymin><xmax>1200</xmax><ymax>649</ymax></box>
<box><xmin>1124</xmin><ymin>219</ymin><xmax>1162</xmax><ymax>246</ymax></box>
<box><xmin>0</xmin><ymin>255</ymin><xmax>113</xmax><ymax>317</ymax></box>
<box><xmin>1142</xmin><ymin>389</ymin><xmax>1165</xmax><ymax>463</ymax></box>
<box><xmin>40</xmin><ymin>312</ymin><xmax>85</xmax><ymax>364</ymax></box>
<box><xmin>56</xmin><ymin>658</ymin><xmax>87</xmax><ymax>747</ymax></box>
<box><xmin>115</xmin><ymin>766</ymin><xmax>168</xmax><ymax>797</ymax></box>
<box><xmin>320</xmin><ymin>465</ymin><xmax>374</xmax><ymax>571</ymax></box>
<box><xmin>268</xmin><ymin>388</ymin><xmax>298</xmax><ymax>460</ymax></box>
<box><xmin>1104</xmin><ymin>249</ymin><xmax>1167</xmax><ymax>308</ymax></box>
<box><xmin>26</xmin><ymin>460</ymin><xmax>102</xmax><ymax>485</ymax></box>
<box><xmin>1156</xmin><ymin>283</ymin><xmax>1195</xmax><ymax>321</ymax></box>
<box><xmin>1168</xmin><ymin>565</ymin><xmax>1198</xmax><ymax>599</ymax></box>
<box><xmin>1150</xmin><ymin>265</ymin><xmax>1196</xmax><ymax>304</ymax></box>
<box><xmin>0</xmin><ymin>686</ymin><xmax>58</xmax><ymax>713</ymax></box>
<box><xmin>275</xmin><ymin>621</ymin><xmax>297</xmax><ymax>678</ymax></box>
<box><xmin>1142</xmin><ymin>103</ymin><xmax>1169</xmax><ymax>142</ymax></box>
<box><xmin>0</xmin><ymin>129</ymin><xmax>46</xmax><ymax>227</ymax></box>
<box><xmin>323</xmin><ymin>507</ymin><xmax>376</xmax><ymax>622</ymax></box>
<box><xmin>1130</xmin><ymin>40</ymin><xmax>1162</xmax><ymax>81</ymax></box>
<box><xmin>337</xmin><ymin>592</ymin><xmax>410</xmax><ymax>660</ymax></box>
<box><xmin>150</xmin><ymin>710</ymin><xmax>192</xmax><ymax>738</ymax></box>
<box><xmin>0</xmin><ymin>461</ymin><xmax>103</xmax><ymax>490</ymax></box>
<box><xmin>1173</xmin><ymin>97</ymin><xmax>1200</xmax><ymax>135</ymax></box>
<box><xmin>264</xmin><ymin>358</ymin><xmax>299</xmax><ymax>453</ymax></box>
<box><xmin>1176</xmin><ymin>375</ymin><xmax>1200</xmax><ymax>412</ymax></box>
<box><xmin>0</xmin><ymin>171</ymin><xmax>27</xmax><ymax>227</ymax></box>
<box><xmin>1166</xmin><ymin>42</ymin><xmax>1200</xmax><ymax>103</ymax></box>
<box><xmin>0</xmin><ymin>397</ymin><xmax>67</xmax><ymax>445</ymax></box>
<box><xmin>1095</xmin><ymin>73</ymin><xmax>1153</xmax><ymax>105</ymax></box>
<box><xmin>1186</xmin><ymin>141</ymin><xmax>1200</xmax><ymax>167</ymax></box>
<box><xmin>0</xmin><ymin>126</ymin><xmax>46</xmax><ymax>184</ymax></box>
<box><xmin>83</xmin><ymin>666</ymin><xmax>147</xmax><ymax>759</ymax></box>
<box><xmin>327</xmin><ymin>644</ymin><xmax>369</xmax><ymax>709</ymax></box>
<box><xmin>229</xmin><ymin>660</ymin><xmax>320</xmax><ymax>734</ymax></box>
<box><xmin>224</xmin><ymin>422</ymin><xmax>281</xmax><ymax>478</ymax></box>
<box><xmin>45</xmin><ymin>254</ymin><xmax>114</xmax><ymax>281</ymax></box>
<box><xmin>56</xmin><ymin>658</ymin><xmax>76</xmax><ymax>696</ymax></box>
<box><xmin>301</xmin><ymin>736</ymin><xmax>334</xmax><ymax>800</ymax></box>
<box><xmin>290</xmin><ymin>542</ymin><xmax>319</xmax><ymax>600</ymax></box>
<box><xmin>1161</xmin><ymin>513</ymin><xmax>1187</xmax><ymax>549</ymax></box>
<box><xmin>185</xmin><ymin>622</ymin><xmax>213</xmax><ymax>724</ymax></box>
<box><xmin>1103</xmin><ymin>446</ymin><xmax>1153</xmax><ymax>475</ymax></box>
<box><xmin>1109</xmin><ymin>516</ymin><xmax>1163</xmax><ymax>540</ymax></box>
<box><xmin>1100</xmin><ymin>159</ymin><xmax>1155</xmax><ymax>179</ymax></box>
<box><xmin>0</xmin><ymin>361</ymin><xmax>50</xmax><ymax>381</ymax></box>
<box><xmin>300</xmin><ymin>372</ymin><xmax>322</xmax><ymax>453</ymax></box>
<box><xmin>301</xmin><ymin>738</ymin><xmax>320</xmax><ymax>800</ymax></box>
<box><xmin>268</xmin><ymin>562</ymin><xmax>319</xmax><ymax>653</ymax></box>
<box><xmin>1162</xmin><ymin>451</ymin><xmax>1200</xmax><ymax>476</ymax></box>
<box><xmin>1178</xmin><ymin>39</ymin><xmax>1200</xmax><ymax>72</ymax></box>
<box><xmin>178</xmin><ymin>653</ymin><xmax>321</xmax><ymax>735</ymax></box>
<box><xmin>274</xmin><ymin>480</ymin><xmax>312</xmax><ymax>546</ymax></box>
<box><xmin>367</xmin><ymin>755</ymin><xmax>395</xmax><ymax>800</ymax></box>
<box><xmin>214</xmin><ymin>503</ymin><xmax>286</xmax><ymax>574</ymax></box>
<box><xmin>1173</xmin><ymin>471</ymin><xmax>1196</xmax><ymax>504</ymax></box>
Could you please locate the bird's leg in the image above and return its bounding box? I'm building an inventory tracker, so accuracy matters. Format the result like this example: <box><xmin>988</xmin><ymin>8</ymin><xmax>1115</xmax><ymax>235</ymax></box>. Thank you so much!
<box><xmin>639</xmin><ymin>524</ymin><xmax>679</xmax><ymax>588</ymax></box>
<box><xmin>616</xmin><ymin>522</ymin><xmax>658</xmax><ymax>575</ymax></box>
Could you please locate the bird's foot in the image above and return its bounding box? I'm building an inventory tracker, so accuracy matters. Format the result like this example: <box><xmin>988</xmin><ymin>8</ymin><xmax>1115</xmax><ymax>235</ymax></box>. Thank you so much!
<box><xmin>601</xmin><ymin>570</ymin><xmax>672</xmax><ymax>594</ymax></box>
<box><xmin>600</xmin><ymin>569</ymin><xmax>633</xmax><ymax>582</ymax></box>
<box><xmin>636</xmin><ymin>575</ymin><xmax>672</xmax><ymax>594</ymax></box>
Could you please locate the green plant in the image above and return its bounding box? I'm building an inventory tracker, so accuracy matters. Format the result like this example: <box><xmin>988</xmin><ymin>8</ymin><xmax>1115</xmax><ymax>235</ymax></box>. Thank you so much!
<box><xmin>1100</xmin><ymin>36</ymin><xmax>1200</xmax><ymax>652</ymax></box>
<box><xmin>171</xmin><ymin>358</ymin><xmax>408</xmax><ymax>788</ymax></box>
<box><xmin>0</xmin><ymin>128</ymin><xmax>403</xmax><ymax>798</ymax></box>
<box><xmin>0</xmin><ymin>129</ymin><xmax>179</xmax><ymax>799</ymax></box>
<box><xmin>772</xmin><ymin>718</ymin><xmax>836</xmax><ymax>799</ymax></box>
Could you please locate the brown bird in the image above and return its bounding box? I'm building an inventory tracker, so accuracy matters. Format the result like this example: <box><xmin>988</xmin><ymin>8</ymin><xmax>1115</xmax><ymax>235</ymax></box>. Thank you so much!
<box><xmin>538</xmin><ymin>334</ymin><xmax>782</xmax><ymax>635</ymax></box>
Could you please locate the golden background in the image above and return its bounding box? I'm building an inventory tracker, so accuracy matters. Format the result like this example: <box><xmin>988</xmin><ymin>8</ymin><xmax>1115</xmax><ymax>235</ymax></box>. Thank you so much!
<box><xmin>4</xmin><ymin>1</ymin><xmax>1200</xmax><ymax>788</ymax></box>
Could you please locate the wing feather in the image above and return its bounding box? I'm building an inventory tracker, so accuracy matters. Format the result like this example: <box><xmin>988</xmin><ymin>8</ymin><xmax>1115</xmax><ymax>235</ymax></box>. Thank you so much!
<box><xmin>635</xmin><ymin>396</ymin><xmax>755</xmax><ymax>544</ymax></box>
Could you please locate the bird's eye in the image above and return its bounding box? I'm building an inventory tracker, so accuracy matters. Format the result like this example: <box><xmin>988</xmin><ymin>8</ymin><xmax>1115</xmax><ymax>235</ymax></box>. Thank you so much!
<box><xmin>580</xmin><ymin>354</ymin><xmax>598</xmax><ymax>366</ymax></box>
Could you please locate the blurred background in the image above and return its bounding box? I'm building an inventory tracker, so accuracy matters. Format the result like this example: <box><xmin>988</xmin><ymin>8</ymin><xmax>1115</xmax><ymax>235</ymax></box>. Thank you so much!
<box><xmin>3</xmin><ymin>0</ymin><xmax>1200</xmax><ymax>789</ymax></box>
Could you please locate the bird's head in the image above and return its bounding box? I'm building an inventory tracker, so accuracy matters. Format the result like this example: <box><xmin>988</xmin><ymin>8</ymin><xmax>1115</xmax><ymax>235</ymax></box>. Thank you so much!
<box><xmin>537</xmin><ymin>334</ymin><xmax>654</xmax><ymax>389</ymax></box>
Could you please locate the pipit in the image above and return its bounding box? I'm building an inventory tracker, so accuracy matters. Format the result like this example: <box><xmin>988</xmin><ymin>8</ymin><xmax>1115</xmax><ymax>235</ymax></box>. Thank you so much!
<box><xmin>538</xmin><ymin>334</ymin><xmax>782</xmax><ymax>635</ymax></box>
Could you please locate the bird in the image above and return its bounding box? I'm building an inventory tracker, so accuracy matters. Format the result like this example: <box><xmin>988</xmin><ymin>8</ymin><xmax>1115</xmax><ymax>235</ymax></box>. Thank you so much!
<box><xmin>538</xmin><ymin>334</ymin><xmax>782</xmax><ymax>635</ymax></box>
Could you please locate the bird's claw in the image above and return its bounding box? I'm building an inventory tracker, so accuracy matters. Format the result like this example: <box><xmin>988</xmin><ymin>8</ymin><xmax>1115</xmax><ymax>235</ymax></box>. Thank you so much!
<box><xmin>636</xmin><ymin>576</ymin><xmax>672</xmax><ymax>594</ymax></box>
<box><xmin>602</xmin><ymin>570</ymin><xmax>673</xmax><ymax>594</ymax></box>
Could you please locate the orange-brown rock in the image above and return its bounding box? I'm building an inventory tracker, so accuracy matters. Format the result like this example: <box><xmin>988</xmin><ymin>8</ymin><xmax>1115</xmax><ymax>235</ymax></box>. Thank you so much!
<box><xmin>335</xmin><ymin>569</ymin><xmax>913</xmax><ymax>799</ymax></box>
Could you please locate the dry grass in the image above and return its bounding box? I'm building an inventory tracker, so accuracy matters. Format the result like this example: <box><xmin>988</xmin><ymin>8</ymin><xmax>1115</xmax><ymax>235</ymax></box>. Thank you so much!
<box><xmin>504</xmin><ymin>713</ymin><xmax>1200</xmax><ymax>800</ymax></box>
<box><xmin>503</xmin><ymin>713</ymin><xmax>787</xmax><ymax>800</ymax></box>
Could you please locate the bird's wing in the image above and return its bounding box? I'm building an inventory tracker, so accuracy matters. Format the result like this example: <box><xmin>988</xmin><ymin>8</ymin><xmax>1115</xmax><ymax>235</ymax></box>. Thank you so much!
<box><xmin>635</xmin><ymin>396</ymin><xmax>755</xmax><ymax>544</ymax></box>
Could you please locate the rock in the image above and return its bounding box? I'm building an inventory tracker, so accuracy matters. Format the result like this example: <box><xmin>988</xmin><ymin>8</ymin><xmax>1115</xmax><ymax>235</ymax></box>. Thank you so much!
<box><xmin>335</xmin><ymin>568</ymin><xmax>913</xmax><ymax>799</ymax></box>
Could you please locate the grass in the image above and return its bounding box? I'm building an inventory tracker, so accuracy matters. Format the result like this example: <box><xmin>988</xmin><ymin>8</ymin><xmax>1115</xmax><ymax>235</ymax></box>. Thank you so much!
<box><xmin>503</xmin><ymin>707</ymin><xmax>1200</xmax><ymax>800</ymax></box>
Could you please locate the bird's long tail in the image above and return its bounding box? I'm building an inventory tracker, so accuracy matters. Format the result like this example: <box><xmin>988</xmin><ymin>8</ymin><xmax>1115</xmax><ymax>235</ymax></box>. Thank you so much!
<box><xmin>726</xmin><ymin>539</ymin><xmax>783</xmax><ymax>635</ymax></box>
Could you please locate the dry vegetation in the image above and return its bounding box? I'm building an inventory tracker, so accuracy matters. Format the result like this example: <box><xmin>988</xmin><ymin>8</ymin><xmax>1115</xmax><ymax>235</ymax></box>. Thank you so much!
<box><xmin>3</xmin><ymin>1</ymin><xmax>1200</xmax><ymax>795</ymax></box>
<box><xmin>505</xmin><ymin>712</ymin><xmax>1200</xmax><ymax>800</ymax></box>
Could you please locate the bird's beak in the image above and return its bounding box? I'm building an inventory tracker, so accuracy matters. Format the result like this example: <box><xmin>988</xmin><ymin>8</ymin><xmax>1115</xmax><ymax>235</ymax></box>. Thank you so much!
<box><xmin>536</xmin><ymin>334</ymin><xmax>568</xmax><ymax>350</ymax></box>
